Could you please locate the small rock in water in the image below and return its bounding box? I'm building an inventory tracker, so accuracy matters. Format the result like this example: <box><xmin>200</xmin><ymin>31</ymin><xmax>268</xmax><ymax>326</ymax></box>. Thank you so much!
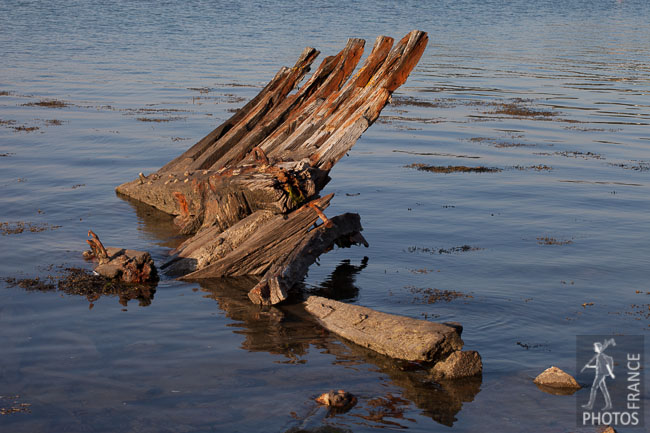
<box><xmin>533</xmin><ymin>366</ymin><xmax>581</xmax><ymax>392</ymax></box>
<box><xmin>315</xmin><ymin>390</ymin><xmax>356</xmax><ymax>409</ymax></box>
<box><xmin>430</xmin><ymin>350</ymin><xmax>483</xmax><ymax>380</ymax></box>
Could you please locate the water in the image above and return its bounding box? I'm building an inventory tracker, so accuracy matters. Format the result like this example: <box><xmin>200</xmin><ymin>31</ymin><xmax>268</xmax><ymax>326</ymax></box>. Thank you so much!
<box><xmin>1</xmin><ymin>1</ymin><xmax>649</xmax><ymax>431</ymax></box>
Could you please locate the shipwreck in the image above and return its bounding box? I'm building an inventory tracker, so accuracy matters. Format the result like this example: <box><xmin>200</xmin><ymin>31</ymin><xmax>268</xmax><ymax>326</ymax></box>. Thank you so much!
<box><xmin>116</xmin><ymin>30</ymin><xmax>429</xmax><ymax>305</ymax></box>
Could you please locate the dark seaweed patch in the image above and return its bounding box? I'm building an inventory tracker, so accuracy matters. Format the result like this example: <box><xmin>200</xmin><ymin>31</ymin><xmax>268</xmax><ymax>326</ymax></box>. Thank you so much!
<box><xmin>406</xmin><ymin>286</ymin><xmax>473</xmax><ymax>304</ymax></box>
<box><xmin>136</xmin><ymin>116</ymin><xmax>185</xmax><ymax>122</ymax></box>
<box><xmin>486</xmin><ymin>100</ymin><xmax>556</xmax><ymax>118</ymax></box>
<box><xmin>390</xmin><ymin>95</ymin><xmax>452</xmax><ymax>108</ymax></box>
<box><xmin>511</xmin><ymin>165</ymin><xmax>553</xmax><ymax>171</ymax></box>
<box><xmin>406</xmin><ymin>245</ymin><xmax>482</xmax><ymax>254</ymax></box>
<box><xmin>405</xmin><ymin>163</ymin><xmax>500</xmax><ymax>173</ymax></box>
<box><xmin>0</xmin><ymin>395</ymin><xmax>31</xmax><ymax>415</ymax></box>
<box><xmin>536</xmin><ymin>236</ymin><xmax>573</xmax><ymax>246</ymax></box>
<box><xmin>609</xmin><ymin>161</ymin><xmax>650</xmax><ymax>172</ymax></box>
<box><xmin>22</xmin><ymin>99</ymin><xmax>69</xmax><ymax>108</ymax></box>
<box><xmin>11</xmin><ymin>125</ymin><xmax>40</xmax><ymax>132</ymax></box>
<box><xmin>516</xmin><ymin>341</ymin><xmax>550</xmax><ymax>351</ymax></box>
<box><xmin>552</xmin><ymin>150</ymin><xmax>604</xmax><ymax>160</ymax></box>
<box><xmin>187</xmin><ymin>87</ymin><xmax>213</xmax><ymax>94</ymax></box>
<box><xmin>468</xmin><ymin>137</ymin><xmax>538</xmax><ymax>148</ymax></box>
<box><xmin>378</xmin><ymin>115</ymin><xmax>442</xmax><ymax>125</ymax></box>
<box><xmin>4</xmin><ymin>266</ymin><xmax>156</xmax><ymax>307</ymax></box>
<box><xmin>393</xmin><ymin>150</ymin><xmax>481</xmax><ymax>159</ymax></box>
<box><xmin>1</xmin><ymin>221</ymin><xmax>61</xmax><ymax>235</ymax></box>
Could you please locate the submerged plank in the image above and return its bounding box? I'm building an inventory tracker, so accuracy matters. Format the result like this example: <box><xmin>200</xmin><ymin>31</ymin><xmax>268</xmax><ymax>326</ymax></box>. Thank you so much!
<box><xmin>304</xmin><ymin>296</ymin><xmax>463</xmax><ymax>363</ymax></box>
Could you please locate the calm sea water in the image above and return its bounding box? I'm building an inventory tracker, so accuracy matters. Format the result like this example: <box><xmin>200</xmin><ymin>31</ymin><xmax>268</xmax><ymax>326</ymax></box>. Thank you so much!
<box><xmin>1</xmin><ymin>1</ymin><xmax>649</xmax><ymax>432</ymax></box>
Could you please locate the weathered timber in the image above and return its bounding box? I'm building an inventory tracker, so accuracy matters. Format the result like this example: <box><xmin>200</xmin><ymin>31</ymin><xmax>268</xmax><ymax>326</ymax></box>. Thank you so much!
<box><xmin>178</xmin><ymin>194</ymin><xmax>334</xmax><ymax>280</ymax></box>
<box><xmin>304</xmin><ymin>296</ymin><xmax>463</xmax><ymax>363</ymax></box>
<box><xmin>115</xmin><ymin>31</ymin><xmax>428</xmax><ymax>302</ymax></box>
<box><xmin>83</xmin><ymin>230</ymin><xmax>157</xmax><ymax>283</ymax></box>
<box><xmin>304</xmin><ymin>296</ymin><xmax>482</xmax><ymax>379</ymax></box>
<box><xmin>248</xmin><ymin>212</ymin><xmax>368</xmax><ymax>305</ymax></box>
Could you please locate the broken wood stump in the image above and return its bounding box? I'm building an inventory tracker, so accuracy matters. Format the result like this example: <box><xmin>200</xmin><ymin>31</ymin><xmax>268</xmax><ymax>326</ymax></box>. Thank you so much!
<box><xmin>83</xmin><ymin>231</ymin><xmax>158</xmax><ymax>284</ymax></box>
<box><xmin>116</xmin><ymin>31</ymin><xmax>428</xmax><ymax>303</ymax></box>
<box><xmin>304</xmin><ymin>296</ymin><xmax>482</xmax><ymax>379</ymax></box>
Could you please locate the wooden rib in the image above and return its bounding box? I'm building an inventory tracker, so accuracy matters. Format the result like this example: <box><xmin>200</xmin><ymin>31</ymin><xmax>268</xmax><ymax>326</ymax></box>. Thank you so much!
<box><xmin>207</xmin><ymin>38</ymin><xmax>365</xmax><ymax>171</ymax></box>
<box><xmin>182</xmin><ymin>47</ymin><xmax>320</xmax><ymax>172</ymax></box>
<box><xmin>159</xmin><ymin>47</ymin><xmax>319</xmax><ymax>174</ymax></box>
<box><xmin>258</xmin><ymin>35</ymin><xmax>394</xmax><ymax>160</ymax></box>
<box><xmin>261</xmin><ymin>35</ymin><xmax>402</xmax><ymax>159</ymax></box>
<box><xmin>282</xmin><ymin>30</ymin><xmax>428</xmax><ymax>168</ymax></box>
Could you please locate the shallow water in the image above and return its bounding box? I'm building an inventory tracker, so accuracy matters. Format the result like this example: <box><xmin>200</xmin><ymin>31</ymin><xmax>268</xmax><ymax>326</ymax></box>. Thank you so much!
<box><xmin>1</xmin><ymin>1</ymin><xmax>649</xmax><ymax>432</ymax></box>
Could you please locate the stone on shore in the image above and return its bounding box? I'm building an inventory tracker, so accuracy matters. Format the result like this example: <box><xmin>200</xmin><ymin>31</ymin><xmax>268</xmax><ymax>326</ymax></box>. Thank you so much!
<box><xmin>533</xmin><ymin>366</ymin><xmax>581</xmax><ymax>391</ymax></box>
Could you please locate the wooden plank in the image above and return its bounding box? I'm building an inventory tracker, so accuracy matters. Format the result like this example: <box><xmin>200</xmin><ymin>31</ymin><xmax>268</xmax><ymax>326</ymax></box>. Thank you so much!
<box><xmin>248</xmin><ymin>212</ymin><xmax>368</xmax><ymax>305</ymax></box>
<box><xmin>304</xmin><ymin>296</ymin><xmax>464</xmax><ymax>363</ymax></box>
<box><xmin>180</xmin><ymin>194</ymin><xmax>334</xmax><ymax>279</ymax></box>
<box><xmin>162</xmin><ymin>47</ymin><xmax>319</xmax><ymax>173</ymax></box>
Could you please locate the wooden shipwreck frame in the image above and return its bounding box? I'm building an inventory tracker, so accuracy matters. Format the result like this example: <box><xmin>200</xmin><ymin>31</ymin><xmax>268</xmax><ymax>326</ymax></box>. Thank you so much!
<box><xmin>116</xmin><ymin>30</ymin><xmax>429</xmax><ymax>305</ymax></box>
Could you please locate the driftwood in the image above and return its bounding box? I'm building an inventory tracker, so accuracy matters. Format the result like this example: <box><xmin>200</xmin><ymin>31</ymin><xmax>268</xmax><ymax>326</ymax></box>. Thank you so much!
<box><xmin>116</xmin><ymin>31</ymin><xmax>428</xmax><ymax>304</ymax></box>
<box><xmin>304</xmin><ymin>296</ymin><xmax>482</xmax><ymax>379</ymax></box>
<box><xmin>83</xmin><ymin>231</ymin><xmax>158</xmax><ymax>284</ymax></box>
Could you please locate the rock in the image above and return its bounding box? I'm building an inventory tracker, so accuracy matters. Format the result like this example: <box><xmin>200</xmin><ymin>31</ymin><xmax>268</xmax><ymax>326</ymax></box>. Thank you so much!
<box><xmin>304</xmin><ymin>296</ymin><xmax>464</xmax><ymax>363</ymax></box>
<box><xmin>533</xmin><ymin>366</ymin><xmax>581</xmax><ymax>390</ymax></box>
<box><xmin>598</xmin><ymin>426</ymin><xmax>616</xmax><ymax>433</ymax></box>
<box><xmin>430</xmin><ymin>350</ymin><xmax>483</xmax><ymax>380</ymax></box>
<box><xmin>315</xmin><ymin>390</ymin><xmax>357</xmax><ymax>409</ymax></box>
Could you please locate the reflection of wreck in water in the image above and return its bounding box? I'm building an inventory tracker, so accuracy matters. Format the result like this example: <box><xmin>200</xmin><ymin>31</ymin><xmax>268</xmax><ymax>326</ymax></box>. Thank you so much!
<box><xmin>304</xmin><ymin>257</ymin><xmax>368</xmax><ymax>302</ymax></box>
<box><xmin>118</xmin><ymin>193</ymin><xmax>188</xmax><ymax>250</ymax></box>
<box><xmin>198</xmin><ymin>271</ymin><xmax>481</xmax><ymax>428</ymax></box>
<box><xmin>199</xmin><ymin>276</ymin><xmax>315</xmax><ymax>363</ymax></box>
